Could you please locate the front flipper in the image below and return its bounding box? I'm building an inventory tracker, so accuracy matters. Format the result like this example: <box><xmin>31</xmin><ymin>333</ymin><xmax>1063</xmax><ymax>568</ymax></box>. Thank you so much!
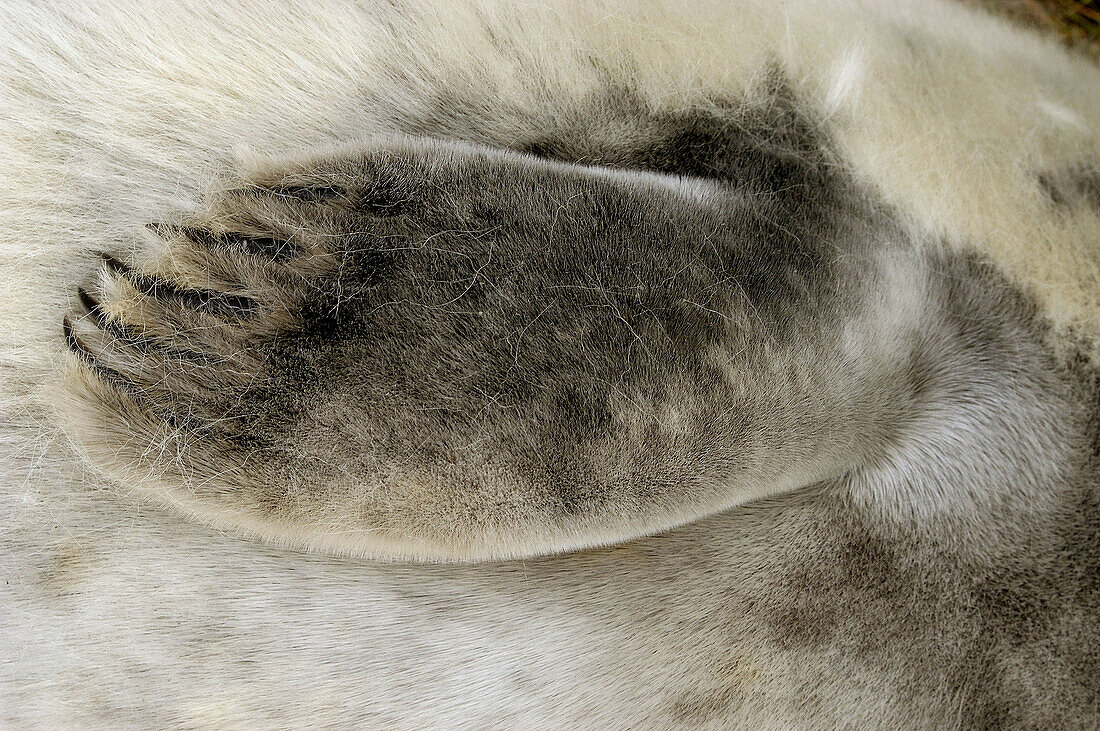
<box><xmin>55</xmin><ymin>137</ymin><xmax>901</xmax><ymax>561</ymax></box>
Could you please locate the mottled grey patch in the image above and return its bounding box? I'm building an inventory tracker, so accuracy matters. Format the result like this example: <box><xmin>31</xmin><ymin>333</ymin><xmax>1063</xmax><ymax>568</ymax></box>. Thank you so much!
<box><xmin>670</xmin><ymin>681</ymin><xmax>747</xmax><ymax>724</ymax></box>
<box><xmin>1039</xmin><ymin>164</ymin><xmax>1100</xmax><ymax>211</ymax></box>
<box><xmin>37</xmin><ymin>540</ymin><xmax>97</xmax><ymax>597</ymax></box>
<box><xmin>649</xmin><ymin>249</ymin><xmax>1100</xmax><ymax>726</ymax></box>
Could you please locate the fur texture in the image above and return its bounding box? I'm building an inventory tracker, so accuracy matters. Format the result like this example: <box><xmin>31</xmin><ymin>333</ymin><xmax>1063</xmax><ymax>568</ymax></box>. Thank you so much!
<box><xmin>2</xmin><ymin>0</ymin><xmax>1098</xmax><ymax>726</ymax></box>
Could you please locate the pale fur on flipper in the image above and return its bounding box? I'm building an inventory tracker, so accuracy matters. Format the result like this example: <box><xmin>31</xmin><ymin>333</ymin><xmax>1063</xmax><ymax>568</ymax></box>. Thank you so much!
<box><xmin>1</xmin><ymin>0</ymin><xmax>1099</xmax><ymax>728</ymax></box>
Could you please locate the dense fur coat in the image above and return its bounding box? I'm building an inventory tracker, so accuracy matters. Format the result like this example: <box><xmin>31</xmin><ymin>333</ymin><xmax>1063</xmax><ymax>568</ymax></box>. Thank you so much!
<box><xmin>2</xmin><ymin>0</ymin><xmax>1099</xmax><ymax>727</ymax></box>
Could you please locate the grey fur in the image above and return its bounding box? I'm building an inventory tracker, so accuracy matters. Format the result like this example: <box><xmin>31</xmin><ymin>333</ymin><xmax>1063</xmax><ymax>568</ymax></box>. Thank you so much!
<box><xmin>3</xmin><ymin>1</ymin><xmax>1098</xmax><ymax>726</ymax></box>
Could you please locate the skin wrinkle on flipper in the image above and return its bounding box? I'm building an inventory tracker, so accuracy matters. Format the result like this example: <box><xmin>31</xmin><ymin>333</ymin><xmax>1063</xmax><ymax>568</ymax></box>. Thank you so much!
<box><xmin>1</xmin><ymin>0</ymin><xmax>1099</xmax><ymax>727</ymax></box>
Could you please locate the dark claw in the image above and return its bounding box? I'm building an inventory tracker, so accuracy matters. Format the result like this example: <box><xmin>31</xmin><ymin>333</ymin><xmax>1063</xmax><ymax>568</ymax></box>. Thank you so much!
<box><xmin>77</xmin><ymin>286</ymin><xmax>157</xmax><ymax>356</ymax></box>
<box><xmin>76</xmin><ymin>286</ymin><xmax>101</xmax><ymax>315</ymax></box>
<box><xmin>63</xmin><ymin>311</ymin><xmax>193</xmax><ymax>430</ymax></box>
<box><xmin>76</xmin><ymin>285</ymin><xmax>223</xmax><ymax>364</ymax></box>
<box><xmin>76</xmin><ymin>285</ymin><xmax>146</xmax><ymax>350</ymax></box>
<box><xmin>101</xmin><ymin>254</ymin><xmax>131</xmax><ymax>277</ymax></box>
<box><xmin>62</xmin><ymin>314</ymin><xmax>88</xmax><ymax>361</ymax></box>
<box><xmin>62</xmin><ymin>314</ymin><xmax>139</xmax><ymax>395</ymax></box>
<box><xmin>102</xmin><ymin>253</ymin><xmax>257</xmax><ymax>317</ymax></box>
<box><xmin>146</xmin><ymin>223</ymin><xmax>301</xmax><ymax>261</ymax></box>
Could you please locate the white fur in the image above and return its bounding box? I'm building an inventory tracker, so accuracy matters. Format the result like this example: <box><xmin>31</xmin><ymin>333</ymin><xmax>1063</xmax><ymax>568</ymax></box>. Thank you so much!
<box><xmin>1</xmin><ymin>0</ymin><xmax>1098</xmax><ymax>726</ymax></box>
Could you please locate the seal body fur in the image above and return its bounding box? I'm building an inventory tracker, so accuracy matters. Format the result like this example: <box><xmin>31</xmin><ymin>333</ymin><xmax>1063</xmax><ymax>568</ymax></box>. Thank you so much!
<box><xmin>1</xmin><ymin>0</ymin><xmax>1098</xmax><ymax>726</ymax></box>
